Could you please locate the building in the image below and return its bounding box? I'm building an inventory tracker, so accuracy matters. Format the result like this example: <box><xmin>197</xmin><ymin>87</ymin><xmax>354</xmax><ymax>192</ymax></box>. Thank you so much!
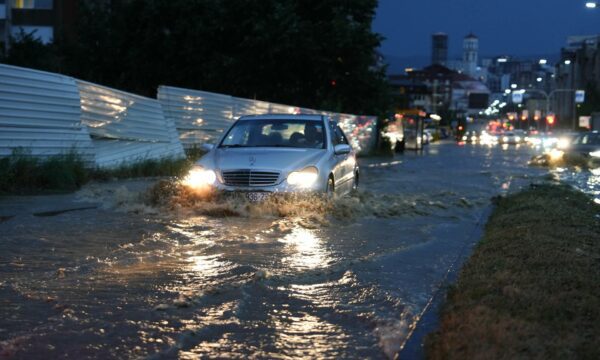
<box><xmin>431</xmin><ymin>33</ymin><xmax>448</xmax><ymax>66</ymax></box>
<box><xmin>554</xmin><ymin>35</ymin><xmax>600</xmax><ymax>128</ymax></box>
<box><xmin>1</xmin><ymin>0</ymin><xmax>77</xmax><ymax>54</ymax></box>
<box><xmin>463</xmin><ymin>33</ymin><xmax>479</xmax><ymax>78</ymax></box>
<box><xmin>388</xmin><ymin>74</ymin><xmax>432</xmax><ymax>113</ymax></box>
<box><xmin>388</xmin><ymin>64</ymin><xmax>490</xmax><ymax>121</ymax></box>
<box><xmin>0</xmin><ymin>1</ymin><xmax>8</xmax><ymax>52</ymax></box>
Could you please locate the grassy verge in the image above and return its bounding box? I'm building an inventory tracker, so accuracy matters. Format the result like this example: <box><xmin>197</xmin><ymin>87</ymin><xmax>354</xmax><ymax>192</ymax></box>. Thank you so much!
<box><xmin>426</xmin><ymin>184</ymin><xmax>600</xmax><ymax>359</ymax></box>
<box><xmin>0</xmin><ymin>150</ymin><xmax>87</xmax><ymax>194</ymax></box>
<box><xmin>90</xmin><ymin>157</ymin><xmax>192</xmax><ymax>181</ymax></box>
<box><xmin>0</xmin><ymin>149</ymin><xmax>196</xmax><ymax>195</ymax></box>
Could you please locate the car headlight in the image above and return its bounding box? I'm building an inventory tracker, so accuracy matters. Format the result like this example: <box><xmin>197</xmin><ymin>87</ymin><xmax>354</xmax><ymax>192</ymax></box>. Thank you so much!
<box><xmin>503</xmin><ymin>136</ymin><xmax>509</xmax><ymax>142</ymax></box>
<box><xmin>548</xmin><ymin>149</ymin><xmax>564</xmax><ymax>161</ymax></box>
<box><xmin>287</xmin><ymin>166</ymin><xmax>319</xmax><ymax>187</ymax></box>
<box><xmin>590</xmin><ymin>150</ymin><xmax>600</xmax><ymax>158</ymax></box>
<box><xmin>515</xmin><ymin>136</ymin><xmax>521</xmax><ymax>142</ymax></box>
<box><xmin>183</xmin><ymin>166</ymin><xmax>216</xmax><ymax>187</ymax></box>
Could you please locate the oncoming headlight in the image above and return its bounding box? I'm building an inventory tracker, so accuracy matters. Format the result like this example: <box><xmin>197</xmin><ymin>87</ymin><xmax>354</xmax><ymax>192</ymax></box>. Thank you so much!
<box><xmin>287</xmin><ymin>166</ymin><xmax>319</xmax><ymax>187</ymax></box>
<box><xmin>548</xmin><ymin>149</ymin><xmax>564</xmax><ymax>161</ymax></box>
<box><xmin>590</xmin><ymin>150</ymin><xmax>600</xmax><ymax>158</ymax></box>
<box><xmin>183</xmin><ymin>166</ymin><xmax>216</xmax><ymax>187</ymax></box>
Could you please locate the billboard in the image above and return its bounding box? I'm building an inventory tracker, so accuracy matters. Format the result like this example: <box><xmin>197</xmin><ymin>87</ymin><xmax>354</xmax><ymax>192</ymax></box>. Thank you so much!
<box><xmin>468</xmin><ymin>93</ymin><xmax>489</xmax><ymax>109</ymax></box>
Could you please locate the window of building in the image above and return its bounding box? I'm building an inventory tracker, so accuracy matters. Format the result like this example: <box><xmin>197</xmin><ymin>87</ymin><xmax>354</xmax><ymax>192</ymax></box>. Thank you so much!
<box><xmin>12</xmin><ymin>0</ymin><xmax>53</xmax><ymax>10</ymax></box>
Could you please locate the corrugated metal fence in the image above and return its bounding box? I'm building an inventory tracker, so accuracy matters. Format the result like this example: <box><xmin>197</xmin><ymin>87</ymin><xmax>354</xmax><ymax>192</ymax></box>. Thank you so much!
<box><xmin>0</xmin><ymin>64</ymin><xmax>185</xmax><ymax>168</ymax></box>
<box><xmin>0</xmin><ymin>64</ymin><xmax>95</xmax><ymax>164</ymax></box>
<box><xmin>158</xmin><ymin>86</ymin><xmax>378</xmax><ymax>155</ymax></box>
<box><xmin>77</xmin><ymin>80</ymin><xmax>184</xmax><ymax>168</ymax></box>
<box><xmin>1</xmin><ymin>64</ymin><xmax>378</xmax><ymax>167</ymax></box>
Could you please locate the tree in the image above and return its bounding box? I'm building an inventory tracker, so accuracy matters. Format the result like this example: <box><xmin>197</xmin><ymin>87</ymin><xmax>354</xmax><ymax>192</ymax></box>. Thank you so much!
<box><xmin>1</xmin><ymin>30</ymin><xmax>63</xmax><ymax>73</ymax></box>
<box><xmin>59</xmin><ymin>0</ymin><xmax>390</xmax><ymax>115</ymax></box>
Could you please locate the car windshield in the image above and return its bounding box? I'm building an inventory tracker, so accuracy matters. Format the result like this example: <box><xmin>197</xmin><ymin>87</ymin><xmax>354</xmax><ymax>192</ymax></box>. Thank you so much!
<box><xmin>220</xmin><ymin>119</ymin><xmax>325</xmax><ymax>149</ymax></box>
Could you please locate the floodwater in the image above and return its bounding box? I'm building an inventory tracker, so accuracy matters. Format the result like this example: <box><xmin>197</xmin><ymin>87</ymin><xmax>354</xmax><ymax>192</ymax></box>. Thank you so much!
<box><xmin>550</xmin><ymin>166</ymin><xmax>600</xmax><ymax>205</ymax></box>
<box><xmin>0</xmin><ymin>142</ymin><xmax>546</xmax><ymax>359</ymax></box>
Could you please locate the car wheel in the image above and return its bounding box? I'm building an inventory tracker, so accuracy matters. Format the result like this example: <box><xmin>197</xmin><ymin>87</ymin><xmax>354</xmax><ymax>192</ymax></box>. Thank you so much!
<box><xmin>326</xmin><ymin>176</ymin><xmax>335</xmax><ymax>198</ymax></box>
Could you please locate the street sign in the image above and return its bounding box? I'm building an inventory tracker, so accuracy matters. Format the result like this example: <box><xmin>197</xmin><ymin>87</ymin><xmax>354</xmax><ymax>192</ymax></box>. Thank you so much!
<box><xmin>512</xmin><ymin>91</ymin><xmax>523</xmax><ymax>104</ymax></box>
<box><xmin>575</xmin><ymin>90</ymin><xmax>585</xmax><ymax>103</ymax></box>
<box><xmin>579</xmin><ymin>116</ymin><xmax>591</xmax><ymax>129</ymax></box>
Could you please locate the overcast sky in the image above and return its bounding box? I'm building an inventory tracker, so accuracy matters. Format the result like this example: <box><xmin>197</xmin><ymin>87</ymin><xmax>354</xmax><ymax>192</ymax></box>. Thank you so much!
<box><xmin>373</xmin><ymin>0</ymin><xmax>600</xmax><ymax>58</ymax></box>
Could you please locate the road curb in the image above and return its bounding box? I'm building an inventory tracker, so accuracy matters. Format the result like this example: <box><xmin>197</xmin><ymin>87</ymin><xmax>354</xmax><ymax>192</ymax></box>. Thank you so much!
<box><xmin>398</xmin><ymin>204</ymin><xmax>494</xmax><ymax>359</ymax></box>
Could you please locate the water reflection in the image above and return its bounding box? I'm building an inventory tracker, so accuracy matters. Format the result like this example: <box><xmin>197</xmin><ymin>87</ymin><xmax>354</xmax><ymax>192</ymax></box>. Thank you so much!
<box><xmin>279</xmin><ymin>228</ymin><xmax>330</xmax><ymax>270</ymax></box>
<box><xmin>271</xmin><ymin>311</ymin><xmax>349</xmax><ymax>359</ymax></box>
<box><xmin>187</xmin><ymin>254</ymin><xmax>227</xmax><ymax>274</ymax></box>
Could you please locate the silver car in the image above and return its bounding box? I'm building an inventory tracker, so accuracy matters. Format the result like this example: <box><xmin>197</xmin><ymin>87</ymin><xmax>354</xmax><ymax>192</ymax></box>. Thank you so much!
<box><xmin>184</xmin><ymin>114</ymin><xmax>359</xmax><ymax>199</ymax></box>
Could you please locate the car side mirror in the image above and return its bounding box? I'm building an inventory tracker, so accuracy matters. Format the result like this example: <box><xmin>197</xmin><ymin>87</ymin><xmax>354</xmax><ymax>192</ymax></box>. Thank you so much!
<box><xmin>201</xmin><ymin>143</ymin><xmax>215</xmax><ymax>151</ymax></box>
<box><xmin>334</xmin><ymin>144</ymin><xmax>351</xmax><ymax>155</ymax></box>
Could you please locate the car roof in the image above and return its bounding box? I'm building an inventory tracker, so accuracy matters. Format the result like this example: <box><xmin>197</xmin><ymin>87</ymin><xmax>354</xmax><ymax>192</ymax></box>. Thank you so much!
<box><xmin>237</xmin><ymin>114</ymin><xmax>324</xmax><ymax>121</ymax></box>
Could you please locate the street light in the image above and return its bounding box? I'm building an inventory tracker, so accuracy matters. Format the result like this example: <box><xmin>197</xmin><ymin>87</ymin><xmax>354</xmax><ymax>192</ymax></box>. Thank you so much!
<box><xmin>586</xmin><ymin>1</ymin><xmax>597</xmax><ymax>9</ymax></box>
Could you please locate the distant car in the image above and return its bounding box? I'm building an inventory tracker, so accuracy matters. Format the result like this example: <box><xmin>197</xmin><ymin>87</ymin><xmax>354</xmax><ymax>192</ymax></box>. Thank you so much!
<box><xmin>183</xmin><ymin>114</ymin><xmax>359</xmax><ymax>199</ymax></box>
<box><xmin>500</xmin><ymin>131</ymin><xmax>523</xmax><ymax>144</ymax></box>
<box><xmin>461</xmin><ymin>130</ymin><xmax>479</xmax><ymax>143</ymax></box>
<box><xmin>555</xmin><ymin>132</ymin><xmax>579</xmax><ymax>150</ymax></box>
<box><xmin>567</xmin><ymin>131</ymin><xmax>600</xmax><ymax>157</ymax></box>
<box><xmin>462</xmin><ymin>131</ymin><xmax>479</xmax><ymax>143</ymax></box>
<box><xmin>525</xmin><ymin>133</ymin><xmax>542</xmax><ymax>146</ymax></box>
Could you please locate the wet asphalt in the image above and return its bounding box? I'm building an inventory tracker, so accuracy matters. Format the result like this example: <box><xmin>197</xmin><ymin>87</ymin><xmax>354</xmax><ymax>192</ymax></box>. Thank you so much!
<box><xmin>0</xmin><ymin>141</ymin><xmax>557</xmax><ymax>359</ymax></box>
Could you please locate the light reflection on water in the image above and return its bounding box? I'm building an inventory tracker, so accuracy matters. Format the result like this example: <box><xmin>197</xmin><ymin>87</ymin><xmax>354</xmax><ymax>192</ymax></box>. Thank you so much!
<box><xmin>279</xmin><ymin>228</ymin><xmax>330</xmax><ymax>271</ymax></box>
<box><xmin>552</xmin><ymin>166</ymin><xmax>600</xmax><ymax>203</ymax></box>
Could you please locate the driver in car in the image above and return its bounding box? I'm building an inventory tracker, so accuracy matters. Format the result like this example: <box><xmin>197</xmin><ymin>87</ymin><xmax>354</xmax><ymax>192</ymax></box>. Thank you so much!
<box><xmin>302</xmin><ymin>123</ymin><xmax>322</xmax><ymax>148</ymax></box>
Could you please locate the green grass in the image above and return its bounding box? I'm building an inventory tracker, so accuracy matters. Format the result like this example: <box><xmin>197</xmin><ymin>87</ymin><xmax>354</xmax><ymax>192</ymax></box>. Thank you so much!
<box><xmin>426</xmin><ymin>184</ymin><xmax>600</xmax><ymax>359</ymax></box>
<box><xmin>90</xmin><ymin>157</ymin><xmax>192</xmax><ymax>181</ymax></box>
<box><xmin>0</xmin><ymin>148</ymin><xmax>195</xmax><ymax>194</ymax></box>
<box><xmin>0</xmin><ymin>149</ymin><xmax>87</xmax><ymax>194</ymax></box>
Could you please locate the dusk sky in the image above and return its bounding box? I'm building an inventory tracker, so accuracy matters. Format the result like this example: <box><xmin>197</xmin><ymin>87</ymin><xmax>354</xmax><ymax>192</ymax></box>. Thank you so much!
<box><xmin>373</xmin><ymin>0</ymin><xmax>600</xmax><ymax>60</ymax></box>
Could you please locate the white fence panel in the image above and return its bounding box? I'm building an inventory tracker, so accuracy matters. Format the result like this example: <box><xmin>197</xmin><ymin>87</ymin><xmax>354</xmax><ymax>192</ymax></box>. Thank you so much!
<box><xmin>158</xmin><ymin>86</ymin><xmax>378</xmax><ymax>154</ymax></box>
<box><xmin>0</xmin><ymin>64</ymin><xmax>95</xmax><ymax>163</ymax></box>
<box><xmin>78</xmin><ymin>80</ymin><xmax>171</xmax><ymax>142</ymax></box>
<box><xmin>158</xmin><ymin>86</ymin><xmax>234</xmax><ymax>148</ymax></box>
<box><xmin>78</xmin><ymin>81</ymin><xmax>184</xmax><ymax>168</ymax></box>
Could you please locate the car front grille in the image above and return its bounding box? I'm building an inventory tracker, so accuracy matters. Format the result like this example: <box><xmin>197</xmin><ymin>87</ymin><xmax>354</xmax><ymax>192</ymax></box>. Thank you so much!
<box><xmin>222</xmin><ymin>170</ymin><xmax>280</xmax><ymax>187</ymax></box>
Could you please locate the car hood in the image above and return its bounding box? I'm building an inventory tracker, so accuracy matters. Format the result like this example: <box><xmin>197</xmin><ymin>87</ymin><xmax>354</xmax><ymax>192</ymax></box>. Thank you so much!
<box><xmin>210</xmin><ymin>147</ymin><xmax>327</xmax><ymax>173</ymax></box>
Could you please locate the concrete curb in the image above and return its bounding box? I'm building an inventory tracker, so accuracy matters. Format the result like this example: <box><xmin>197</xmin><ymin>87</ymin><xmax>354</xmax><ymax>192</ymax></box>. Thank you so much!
<box><xmin>398</xmin><ymin>204</ymin><xmax>494</xmax><ymax>359</ymax></box>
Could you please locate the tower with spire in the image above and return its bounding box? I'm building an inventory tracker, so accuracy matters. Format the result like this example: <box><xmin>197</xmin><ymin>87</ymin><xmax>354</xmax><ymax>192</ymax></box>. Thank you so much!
<box><xmin>463</xmin><ymin>33</ymin><xmax>479</xmax><ymax>77</ymax></box>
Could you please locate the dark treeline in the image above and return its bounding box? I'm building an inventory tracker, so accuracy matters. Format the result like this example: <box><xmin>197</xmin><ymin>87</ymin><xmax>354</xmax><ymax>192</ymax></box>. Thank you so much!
<box><xmin>2</xmin><ymin>0</ymin><xmax>391</xmax><ymax>116</ymax></box>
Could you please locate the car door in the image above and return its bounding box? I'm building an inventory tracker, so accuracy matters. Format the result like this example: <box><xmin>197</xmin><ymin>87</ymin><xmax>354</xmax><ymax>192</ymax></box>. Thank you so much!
<box><xmin>329</xmin><ymin>121</ymin><xmax>354</xmax><ymax>189</ymax></box>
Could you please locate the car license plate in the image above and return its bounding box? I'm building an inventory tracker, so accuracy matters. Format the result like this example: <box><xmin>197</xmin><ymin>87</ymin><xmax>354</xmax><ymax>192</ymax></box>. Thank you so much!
<box><xmin>246</xmin><ymin>192</ymin><xmax>270</xmax><ymax>202</ymax></box>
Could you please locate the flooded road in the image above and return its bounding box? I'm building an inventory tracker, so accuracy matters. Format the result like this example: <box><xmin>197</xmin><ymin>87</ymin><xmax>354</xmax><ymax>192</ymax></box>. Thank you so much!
<box><xmin>0</xmin><ymin>142</ymin><xmax>547</xmax><ymax>359</ymax></box>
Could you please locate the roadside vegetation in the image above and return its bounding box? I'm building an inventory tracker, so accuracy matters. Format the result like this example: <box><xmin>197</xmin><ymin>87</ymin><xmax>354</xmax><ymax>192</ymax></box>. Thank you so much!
<box><xmin>0</xmin><ymin>149</ymin><xmax>196</xmax><ymax>195</ymax></box>
<box><xmin>426</xmin><ymin>184</ymin><xmax>600</xmax><ymax>359</ymax></box>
